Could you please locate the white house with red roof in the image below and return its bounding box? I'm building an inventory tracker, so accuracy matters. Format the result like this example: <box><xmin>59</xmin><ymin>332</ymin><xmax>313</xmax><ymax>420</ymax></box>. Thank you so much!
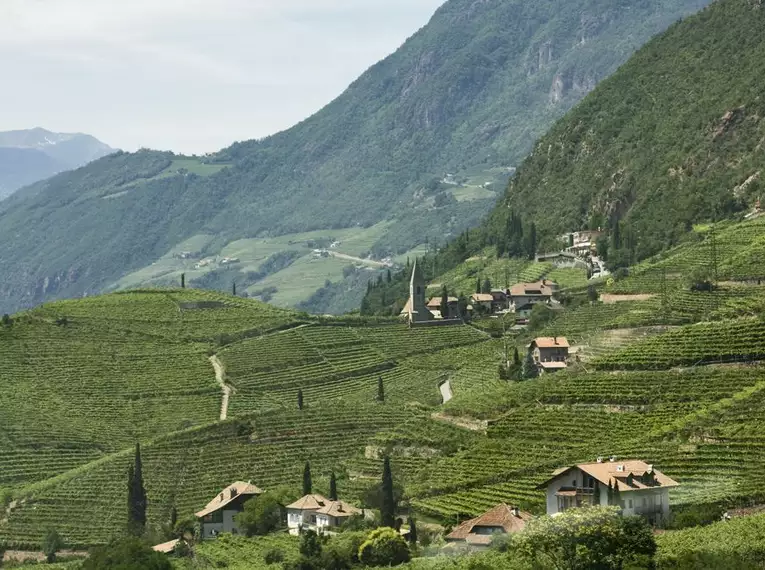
<box><xmin>195</xmin><ymin>481</ymin><xmax>263</xmax><ymax>539</ymax></box>
<box><xmin>538</xmin><ymin>459</ymin><xmax>679</xmax><ymax>524</ymax></box>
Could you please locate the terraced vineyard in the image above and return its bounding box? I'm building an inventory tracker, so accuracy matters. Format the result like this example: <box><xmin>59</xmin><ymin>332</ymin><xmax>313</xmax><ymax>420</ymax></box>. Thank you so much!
<box><xmin>607</xmin><ymin>217</ymin><xmax>765</xmax><ymax>295</ymax></box>
<box><xmin>221</xmin><ymin>324</ymin><xmax>488</xmax><ymax>414</ymax></box>
<box><xmin>407</xmin><ymin>366</ymin><xmax>765</xmax><ymax>518</ymax></box>
<box><xmin>0</xmin><ymin>404</ymin><xmax>417</xmax><ymax>548</ymax></box>
<box><xmin>594</xmin><ymin>317</ymin><xmax>765</xmax><ymax>370</ymax></box>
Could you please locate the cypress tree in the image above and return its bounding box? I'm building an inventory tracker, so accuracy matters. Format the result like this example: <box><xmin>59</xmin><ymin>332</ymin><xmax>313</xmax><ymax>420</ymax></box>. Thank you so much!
<box><xmin>381</xmin><ymin>457</ymin><xmax>395</xmax><ymax>528</ymax></box>
<box><xmin>613</xmin><ymin>482</ymin><xmax>622</xmax><ymax>508</ymax></box>
<box><xmin>232</xmin><ymin>282</ymin><xmax>237</xmax><ymax>296</ymax></box>
<box><xmin>377</xmin><ymin>376</ymin><xmax>385</xmax><ymax>402</ymax></box>
<box><xmin>408</xmin><ymin>513</ymin><xmax>418</xmax><ymax>545</ymax></box>
<box><xmin>181</xmin><ymin>273</ymin><xmax>186</xmax><ymax>289</ymax></box>
<box><xmin>476</xmin><ymin>277</ymin><xmax>482</xmax><ymax>295</ymax></box>
<box><xmin>482</xmin><ymin>278</ymin><xmax>492</xmax><ymax>294</ymax></box>
<box><xmin>607</xmin><ymin>480</ymin><xmax>614</xmax><ymax>506</ymax></box>
<box><xmin>440</xmin><ymin>285</ymin><xmax>449</xmax><ymax>319</ymax></box>
<box><xmin>303</xmin><ymin>461</ymin><xmax>312</xmax><ymax>496</ymax></box>
<box><xmin>298</xmin><ymin>389</ymin><xmax>304</xmax><ymax>410</ymax></box>
<box><xmin>329</xmin><ymin>472</ymin><xmax>338</xmax><ymax>501</ymax></box>
<box><xmin>386</xmin><ymin>269</ymin><xmax>392</xmax><ymax>283</ymax></box>
<box><xmin>522</xmin><ymin>351</ymin><xmax>539</xmax><ymax>379</ymax></box>
<box><xmin>127</xmin><ymin>442</ymin><xmax>147</xmax><ymax>536</ymax></box>
<box><xmin>513</xmin><ymin>347</ymin><xmax>521</xmax><ymax>366</ymax></box>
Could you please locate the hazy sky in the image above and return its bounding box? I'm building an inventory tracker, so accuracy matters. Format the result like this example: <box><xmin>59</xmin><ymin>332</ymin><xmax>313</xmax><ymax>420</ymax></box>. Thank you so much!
<box><xmin>0</xmin><ymin>0</ymin><xmax>444</xmax><ymax>154</ymax></box>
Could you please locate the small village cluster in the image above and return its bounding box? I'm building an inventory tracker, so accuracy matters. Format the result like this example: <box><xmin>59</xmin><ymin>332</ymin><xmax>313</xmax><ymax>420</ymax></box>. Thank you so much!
<box><xmin>155</xmin><ymin>458</ymin><xmax>678</xmax><ymax>553</ymax></box>
<box><xmin>401</xmin><ymin>261</ymin><xmax>559</xmax><ymax>325</ymax></box>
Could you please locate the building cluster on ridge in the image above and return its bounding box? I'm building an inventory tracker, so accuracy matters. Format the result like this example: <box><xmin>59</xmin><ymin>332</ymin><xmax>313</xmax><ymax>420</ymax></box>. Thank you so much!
<box><xmin>401</xmin><ymin>260</ymin><xmax>559</xmax><ymax>326</ymax></box>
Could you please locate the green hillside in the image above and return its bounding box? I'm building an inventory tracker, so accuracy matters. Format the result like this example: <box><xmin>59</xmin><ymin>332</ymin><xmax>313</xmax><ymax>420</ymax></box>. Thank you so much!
<box><xmin>0</xmin><ymin>0</ymin><xmax>710</xmax><ymax>315</ymax></box>
<box><xmin>363</xmin><ymin>0</ymin><xmax>765</xmax><ymax>316</ymax></box>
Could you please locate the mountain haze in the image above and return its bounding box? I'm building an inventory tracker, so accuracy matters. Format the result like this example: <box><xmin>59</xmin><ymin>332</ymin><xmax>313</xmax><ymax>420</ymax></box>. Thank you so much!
<box><xmin>0</xmin><ymin>128</ymin><xmax>114</xmax><ymax>200</ymax></box>
<box><xmin>0</xmin><ymin>0</ymin><xmax>710</xmax><ymax>314</ymax></box>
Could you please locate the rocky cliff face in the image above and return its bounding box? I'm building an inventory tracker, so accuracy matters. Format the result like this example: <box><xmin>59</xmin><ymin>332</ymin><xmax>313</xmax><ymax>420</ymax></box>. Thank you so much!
<box><xmin>0</xmin><ymin>0</ymin><xmax>712</xmax><ymax>314</ymax></box>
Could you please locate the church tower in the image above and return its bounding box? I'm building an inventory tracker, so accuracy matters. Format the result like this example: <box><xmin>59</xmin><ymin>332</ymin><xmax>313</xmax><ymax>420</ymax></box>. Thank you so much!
<box><xmin>408</xmin><ymin>259</ymin><xmax>433</xmax><ymax>324</ymax></box>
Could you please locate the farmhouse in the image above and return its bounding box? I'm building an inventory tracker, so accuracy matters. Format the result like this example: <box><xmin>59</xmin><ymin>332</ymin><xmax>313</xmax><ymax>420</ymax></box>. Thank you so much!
<box><xmin>470</xmin><ymin>293</ymin><xmax>494</xmax><ymax>313</ymax></box>
<box><xmin>538</xmin><ymin>459</ymin><xmax>679</xmax><ymax>525</ymax></box>
<box><xmin>508</xmin><ymin>281</ymin><xmax>555</xmax><ymax>309</ymax></box>
<box><xmin>529</xmin><ymin>337</ymin><xmax>569</xmax><ymax>372</ymax></box>
<box><xmin>315</xmin><ymin>500</ymin><xmax>363</xmax><ymax>530</ymax></box>
<box><xmin>427</xmin><ymin>296</ymin><xmax>460</xmax><ymax>319</ymax></box>
<box><xmin>446</xmin><ymin>504</ymin><xmax>531</xmax><ymax>548</ymax></box>
<box><xmin>287</xmin><ymin>494</ymin><xmax>362</xmax><ymax>533</ymax></box>
<box><xmin>195</xmin><ymin>481</ymin><xmax>263</xmax><ymax>539</ymax></box>
<box><xmin>490</xmin><ymin>289</ymin><xmax>509</xmax><ymax>313</ymax></box>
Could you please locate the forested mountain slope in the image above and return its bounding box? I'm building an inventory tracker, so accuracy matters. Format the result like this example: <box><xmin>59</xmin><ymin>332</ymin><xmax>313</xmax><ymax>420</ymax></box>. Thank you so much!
<box><xmin>0</xmin><ymin>128</ymin><xmax>114</xmax><ymax>200</ymax></box>
<box><xmin>363</xmin><ymin>0</ymin><xmax>765</xmax><ymax>315</ymax></box>
<box><xmin>0</xmin><ymin>0</ymin><xmax>709</xmax><ymax>314</ymax></box>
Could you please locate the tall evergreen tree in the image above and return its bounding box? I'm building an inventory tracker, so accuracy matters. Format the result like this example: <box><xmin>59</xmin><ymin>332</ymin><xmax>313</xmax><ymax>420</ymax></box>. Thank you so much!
<box><xmin>329</xmin><ymin>472</ymin><xmax>338</xmax><ymax>501</ymax></box>
<box><xmin>522</xmin><ymin>351</ymin><xmax>539</xmax><ymax>380</ymax></box>
<box><xmin>181</xmin><ymin>273</ymin><xmax>186</xmax><ymax>289</ymax></box>
<box><xmin>232</xmin><ymin>282</ymin><xmax>237</xmax><ymax>296</ymax></box>
<box><xmin>476</xmin><ymin>277</ymin><xmax>482</xmax><ymax>294</ymax></box>
<box><xmin>513</xmin><ymin>347</ymin><xmax>521</xmax><ymax>366</ymax></box>
<box><xmin>481</xmin><ymin>277</ymin><xmax>492</xmax><ymax>294</ymax></box>
<box><xmin>381</xmin><ymin>457</ymin><xmax>396</xmax><ymax>528</ymax></box>
<box><xmin>440</xmin><ymin>285</ymin><xmax>449</xmax><ymax>319</ymax></box>
<box><xmin>408</xmin><ymin>514</ymin><xmax>418</xmax><ymax>545</ymax></box>
<box><xmin>302</xmin><ymin>461</ymin><xmax>313</xmax><ymax>496</ymax></box>
<box><xmin>386</xmin><ymin>269</ymin><xmax>392</xmax><ymax>283</ymax></box>
<box><xmin>127</xmin><ymin>443</ymin><xmax>147</xmax><ymax>536</ymax></box>
<box><xmin>298</xmin><ymin>389</ymin><xmax>304</xmax><ymax>410</ymax></box>
<box><xmin>377</xmin><ymin>376</ymin><xmax>385</xmax><ymax>402</ymax></box>
<box><xmin>527</xmin><ymin>222</ymin><xmax>537</xmax><ymax>260</ymax></box>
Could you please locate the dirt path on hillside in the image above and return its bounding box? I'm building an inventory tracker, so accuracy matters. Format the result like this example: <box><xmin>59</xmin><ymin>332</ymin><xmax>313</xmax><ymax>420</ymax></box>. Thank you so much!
<box><xmin>439</xmin><ymin>380</ymin><xmax>453</xmax><ymax>404</ymax></box>
<box><xmin>209</xmin><ymin>355</ymin><xmax>231</xmax><ymax>421</ymax></box>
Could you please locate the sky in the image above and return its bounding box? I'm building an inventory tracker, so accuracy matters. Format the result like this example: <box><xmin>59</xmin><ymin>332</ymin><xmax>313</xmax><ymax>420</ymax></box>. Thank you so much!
<box><xmin>0</xmin><ymin>0</ymin><xmax>444</xmax><ymax>154</ymax></box>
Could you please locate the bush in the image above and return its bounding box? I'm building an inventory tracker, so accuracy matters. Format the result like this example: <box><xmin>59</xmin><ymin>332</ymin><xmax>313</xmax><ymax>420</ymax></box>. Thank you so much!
<box><xmin>263</xmin><ymin>547</ymin><xmax>285</xmax><ymax>564</ymax></box>
<box><xmin>513</xmin><ymin>507</ymin><xmax>656</xmax><ymax>569</ymax></box>
<box><xmin>668</xmin><ymin>504</ymin><xmax>725</xmax><ymax>530</ymax></box>
<box><xmin>235</xmin><ymin>492</ymin><xmax>285</xmax><ymax>536</ymax></box>
<box><xmin>358</xmin><ymin>527</ymin><xmax>410</xmax><ymax>567</ymax></box>
<box><xmin>82</xmin><ymin>538</ymin><xmax>172</xmax><ymax>569</ymax></box>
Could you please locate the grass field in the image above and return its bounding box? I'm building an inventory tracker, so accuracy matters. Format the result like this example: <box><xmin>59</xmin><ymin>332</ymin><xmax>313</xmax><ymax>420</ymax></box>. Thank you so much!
<box><xmin>112</xmin><ymin>223</ymin><xmax>394</xmax><ymax>308</ymax></box>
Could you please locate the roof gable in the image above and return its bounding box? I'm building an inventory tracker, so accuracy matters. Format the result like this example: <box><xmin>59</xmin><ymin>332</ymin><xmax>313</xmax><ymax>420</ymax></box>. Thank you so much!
<box><xmin>195</xmin><ymin>481</ymin><xmax>263</xmax><ymax>518</ymax></box>
<box><xmin>446</xmin><ymin>504</ymin><xmax>530</xmax><ymax>542</ymax></box>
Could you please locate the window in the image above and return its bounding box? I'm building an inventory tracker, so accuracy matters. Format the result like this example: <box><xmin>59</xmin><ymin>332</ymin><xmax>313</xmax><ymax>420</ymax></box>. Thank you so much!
<box><xmin>572</xmin><ymin>479</ymin><xmax>577</xmax><ymax>487</ymax></box>
<box><xmin>628</xmin><ymin>500</ymin><xmax>633</xmax><ymax>509</ymax></box>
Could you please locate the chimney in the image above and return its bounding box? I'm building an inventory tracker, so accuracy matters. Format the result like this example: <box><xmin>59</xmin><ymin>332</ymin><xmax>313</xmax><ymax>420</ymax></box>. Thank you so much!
<box><xmin>597</xmin><ymin>456</ymin><xmax>603</xmax><ymax>463</ymax></box>
<box><xmin>512</xmin><ymin>507</ymin><xmax>520</xmax><ymax>517</ymax></box>
<box><xmin>610</xmin><ymin>456</ymin><xmax>617</xmax><ymax>463</ymax></box>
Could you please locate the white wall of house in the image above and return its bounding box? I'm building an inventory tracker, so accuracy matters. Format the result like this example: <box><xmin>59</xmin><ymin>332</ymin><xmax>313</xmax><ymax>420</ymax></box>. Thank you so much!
<box><xmin>200</xmin><ymin>509</ymin><xmax>242</xmax><ymax>539</ymax></box>
<box><xmin>545</xmin><ymin>469</ymin><xmax>671</xmax><ymax>523</ymax></box>
<box><xmin>288</xmin><ymin>508</ymin><xmax>318</xmax><ymax>530</ymax></box>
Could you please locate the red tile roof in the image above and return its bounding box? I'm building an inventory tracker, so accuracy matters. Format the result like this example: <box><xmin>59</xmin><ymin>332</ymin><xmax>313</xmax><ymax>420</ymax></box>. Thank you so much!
<box><xmin>532</xmin><ymin>337</ymin><xmax>570</xmax><ymax>349</ymax></box>
<box><xmin>195</xmin><ymin>481</ymin><xmax>263</xmax><ymax>518</ymax></box>
<box><xmin>446</xmin><ymin>504</ymin><xmax>531</xmax><ymax>543</ymax></box>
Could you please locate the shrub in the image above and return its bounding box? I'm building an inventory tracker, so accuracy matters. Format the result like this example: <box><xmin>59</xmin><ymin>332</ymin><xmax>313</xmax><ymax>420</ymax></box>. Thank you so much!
<box><xmin>83</xmin><ymin>538</ymin><xmax>172</xmax><ymax>569</ymax></box>
<box><xmin>358</xmin><ymin>527</ymin><xmax>410</xmax><ymax>567</ymax></box>
<box><xmin>263</xmin><ymin>547</ymin><xmax>285</xmax><ymax>564</ymax></box>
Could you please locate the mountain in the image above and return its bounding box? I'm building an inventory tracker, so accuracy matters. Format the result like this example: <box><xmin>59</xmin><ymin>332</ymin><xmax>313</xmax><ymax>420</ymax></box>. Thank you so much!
<box><xmin>363</xmin><ymin>0</ymin><xmax>765</xmax><ymax>315</ymax></box>
<box><xmin>0</xmin><ymin>0</ymin><xmax>710</xmax><ymax>315</ymax></box>
<box><xmin>0</xmin><ymin>128</ymin><xmax>114</xmax><ymax>200</ymax></box>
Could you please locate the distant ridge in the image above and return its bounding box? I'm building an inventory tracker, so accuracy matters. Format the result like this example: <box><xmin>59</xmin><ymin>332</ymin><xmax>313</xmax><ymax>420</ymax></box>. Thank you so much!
<box><xmin>0</xmin><ymin>127</ymin><xmax>114</xmax><ymax>200</ymax></box>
